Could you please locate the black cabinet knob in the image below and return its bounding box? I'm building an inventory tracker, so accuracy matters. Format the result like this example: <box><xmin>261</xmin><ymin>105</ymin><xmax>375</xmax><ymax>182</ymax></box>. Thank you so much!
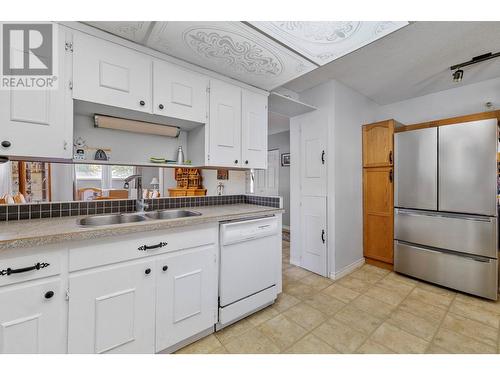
<box><xmin>234</xmin><ymin>160</ymin><xmax>238</xmax><ymax>164</ymax></box>
<box><xmin>145</xmin><ymin>268</ymin><xmax>151</xmax><ymax>275</ymax></box>
<box><xmin>44</xmin><ymin>291</ymin><xmax>54</xmax><ymax>299</ymax></box>
<box><xmin>1</xmin><ymin>141</ymin><xmax>11</xmax><ymax>148</ymax></box>
<box><xmin>245</xmin><ymin>160</ymin><xmax>248</xmax><ymax>164</ymax></box>
<box><xmin>158</xmin><ymin>104</ymin><xmax>164</xmax><ymax>110</ymax></box>
<box><xmin>139</xmin><ymin>100</ymin><xmax>145</xmax><ymax>106</ymax></box>
<box><xmin>162</xmin><ymin>265</ymin><xmax>168</xmax><ymax>272</ymax></box>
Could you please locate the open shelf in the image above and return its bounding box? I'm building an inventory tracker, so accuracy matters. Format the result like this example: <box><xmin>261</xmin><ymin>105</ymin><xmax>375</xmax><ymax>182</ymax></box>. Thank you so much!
<box><xmin>269</xmin><ymin>92</ymin><xmax>317</xmax><ymax>117</ymax></box>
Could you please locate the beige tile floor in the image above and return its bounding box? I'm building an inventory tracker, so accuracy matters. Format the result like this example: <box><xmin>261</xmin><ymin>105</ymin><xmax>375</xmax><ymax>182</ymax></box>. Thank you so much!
<box><xmin>176</xmin><ymin>240</ymin><xmax>500</xmax><ymax>354</ymax></box>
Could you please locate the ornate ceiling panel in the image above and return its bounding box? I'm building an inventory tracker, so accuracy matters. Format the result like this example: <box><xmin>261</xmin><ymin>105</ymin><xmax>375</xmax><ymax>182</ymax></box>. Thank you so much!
<box><xmin>144</xmin><ymin>22</ymin><xmax>316</xmax><ymax>90</ymax></box>
<box><xmin>249</xmin><ymin>21</ymin><xmax>409</xmax><ymax>65</ymax></box>
<box><xmin>83</xmin><ymin>22</ymin><xmax>153</xmax><ymax>44</ymax></box>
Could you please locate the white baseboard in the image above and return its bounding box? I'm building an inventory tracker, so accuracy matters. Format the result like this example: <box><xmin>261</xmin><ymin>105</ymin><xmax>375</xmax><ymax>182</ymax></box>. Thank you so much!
<box><xmin>329</xmin><ymin>258</ymin><xmax>365</xmax><ymax>281</ymax></box>
<box><xmin>289</xmin><ymin>257</ymin><xmax>301</xmax><ymax>267</ymax></box>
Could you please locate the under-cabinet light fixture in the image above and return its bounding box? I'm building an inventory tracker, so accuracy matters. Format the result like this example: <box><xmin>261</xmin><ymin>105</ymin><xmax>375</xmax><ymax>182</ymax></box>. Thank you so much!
<box><xmin>450</xmin><ymin>51</ymin><xmax>500</xmax><ymax>83</ymax></box>
<box><xmin>94</xmin><ymin>115</ymin><xmax>180</xmax><ymax>138</ymax></box>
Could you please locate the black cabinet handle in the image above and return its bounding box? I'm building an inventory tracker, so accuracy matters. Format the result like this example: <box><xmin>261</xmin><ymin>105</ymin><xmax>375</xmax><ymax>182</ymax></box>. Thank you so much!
<box><xmin>0</xmin><ymin>262</ymin><xmax>50</xmax><ymax>276</ymax></box>
<box><xmin>321</xmin><ymin>150</ymin><xmax>325</xmax><ymax>164</ymax></box>
<box><xmin>245</xmin><ymin>160</ymin><xmax>248</xmax><ymax>164</ymax></box>
<box><xmin>389</xmin><ymin>169</ymin><xmax>393</xmax><ymax>183</ymax></box>
<box><xmin>139</xmin><ymin>100</ymin><xmax>145</xmax><ymax>106</ymax></box>
<box><xmin>321</xmin><ymin>230</ymin><xmax>326</xmax><ymax>244</ymax></box>
<box><xmin>162</xmin><ymin>265</ymin><xmax>168</xmax><ymax>272</ymax></box>
<box><xmin>145</xmin><ymin>268</ymin><xmax>151</xmax><ymax>275</ymax></box>
<box><xmin>1</xmin><ymin>141</ymin><xmax>11</xmax><ymax>148</ymax></box>
<box><xmin>158</xmin><ymin>104</ymin><xmax>164</xmax><ymax>110</ymax></box>
<box><xmin>44</xmin><ymin>291</ymin><xmax>54</xmax><ymax>299</ymax></box>
<box><xmin>234</xmin><ymin>160</ymin><xmax>238</xmax><ymax>164</ymax></box>
<box><xmin>389</xmin><ymin>151</ymin><xmax>393</xmax><ymax>164</ymax></box>
<box><xmin>138</xmin><ymin>242</ymin><xmax>167</xmax><ymax>251</ymax></box>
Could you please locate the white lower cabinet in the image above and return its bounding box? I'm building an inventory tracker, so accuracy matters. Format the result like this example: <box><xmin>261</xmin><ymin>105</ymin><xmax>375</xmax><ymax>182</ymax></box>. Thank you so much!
<box><xmin>0</xmin><ymin>278</ymin><xmax>66</xmax><ymax>353</ymax></box>
<box><xmin>155</xmin><ymin>245</ymin><xmax>217</xmax><ymax>352</ymax></box>
<box><xmin>68</xmin><ymin>258</ymin><xmax>156</xmax><ymax>354</ymax></box>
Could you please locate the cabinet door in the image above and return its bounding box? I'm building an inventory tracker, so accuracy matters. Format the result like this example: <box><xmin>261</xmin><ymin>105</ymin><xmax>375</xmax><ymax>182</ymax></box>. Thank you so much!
<box><xmin>363</xmin><ymin>167</ymin><xmax>394</xmax><ymax>264</ymax></box>
<box><xmin>300</xmin><ymin>196</ymin><xmax>327</xmax><ymax>277</ymax></box>
<box><xmin>155</xmin><ymin>245</ymin><xmax>217</xmax><ymax>352</ymax></box>
<box><xmin>300</xmin><ymin>111</ymin><xmax>327</xmax><ymax>196</ymax></box>
<box><xmin>153</xmin><ymin>60</ymin><xmax>208</xmax><ymax>123</ymax></box>
<box><xmin>242</xmin><ymin>90</ymin><xmax>268</xmax><ymax>169</ymax></box>
<box><xmin>0</xmin><ymin>278</ymin><xmax>66</xmax><ymax>353</ymax></box>
<box><xmin>0</xmin><ymin>26</ymin><xmax>73</xmax><ymax>159</ymax></box>
<box><xmin>362</xmin><ymin>120</ymin><xmax>394</xmax><ymax>167</ymax></box>
<box><xmin>208</xmin><ymin>80</ymin><xmax>242</xmax><ymax>167</ymax></box>
<box><xmin>72</xmin><ymin>32</ymin><xmax>152</xmax><ymax>113</ymax></box>
<box><xmin>68</xmin><ymin>259</ymin><xmax>155</xmax><ymax>354</ymax></box>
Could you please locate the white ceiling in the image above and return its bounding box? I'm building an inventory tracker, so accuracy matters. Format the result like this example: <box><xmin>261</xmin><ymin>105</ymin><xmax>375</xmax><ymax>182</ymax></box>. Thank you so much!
<box><xmin>249</xmin><ymin>21</ymin><xmax>408</xmax><ymax>65</ymax></box>
<box><xmin>283</xmin><ymin>21</ymin><xmax>500</xmax><ymax>104</ymax></box>
<box><xmin>83</xmin><ymin>21</ymin><xmax>407</xmax><ymax>92</ymax></box>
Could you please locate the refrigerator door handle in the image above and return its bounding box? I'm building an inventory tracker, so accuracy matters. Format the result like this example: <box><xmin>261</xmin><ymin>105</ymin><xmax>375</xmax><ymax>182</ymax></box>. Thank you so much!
<box><xmin>396</xmin><ymin>209</ymin><xmax>494</xmax><ymax>222</ymax></box>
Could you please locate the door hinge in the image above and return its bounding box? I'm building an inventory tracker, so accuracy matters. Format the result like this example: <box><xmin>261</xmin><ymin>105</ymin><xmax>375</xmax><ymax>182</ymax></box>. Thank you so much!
<box><xmin>65</xmin><ymin>42</ymin><xmax>73</xmax><ymax>52</ymax></box>
<box><xmin>213</xmin><ymin>253</ymin><xmax>217</xmax><ymax>264</ymax></box>
<box><xmin>207</xmin><ymin>154</ymin><xmax>210</xmax><ymax>161</ymax></box>
<box><xmin>65</xmin><ymin>289</ymin><xmax>70</xmax><ymax>301</ymax></box>
<box><xmin>69</xmin><ymin>80</ymin><xmax>73</xmax><ymax>90</ymax></box>
<box><xmin>206</xmin><ymin>86</ymin><xmax>210</xmax><ymax>94</ymax></box>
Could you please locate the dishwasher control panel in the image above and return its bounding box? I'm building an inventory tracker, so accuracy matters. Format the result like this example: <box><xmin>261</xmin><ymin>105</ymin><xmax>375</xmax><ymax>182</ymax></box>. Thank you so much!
<box><xmin>220</xmin><ymin>216</ymin><xmax>279</xmax><ymax>246</ymax></box>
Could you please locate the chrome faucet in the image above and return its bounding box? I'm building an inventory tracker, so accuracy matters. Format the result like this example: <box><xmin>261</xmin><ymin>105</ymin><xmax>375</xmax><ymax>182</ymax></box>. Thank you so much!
<box><xmin>124</xmin><ymin>174</ymin><xmax>149</xmax><ymax>212</ymax></box>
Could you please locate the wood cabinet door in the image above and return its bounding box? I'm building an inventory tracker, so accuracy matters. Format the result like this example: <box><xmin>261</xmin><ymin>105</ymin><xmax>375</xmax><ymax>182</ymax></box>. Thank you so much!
<box><xmin>363</xmin><ymin>166</ymin><xmax>394</xmax><ymax>264</ymax></box>
<box><xmin>241</xmin><ymin>89</ymin><xmax>268</xmax><ymax>169</ymax></box>
<box><xmin>72</xmin><ymin>32</ymin><xmax>152</xmax><ymax>113</ymax></box>
<box><xmin>0</xmin><ymin>279</ymin><xmax>66</xmax><ymax>353</ymax></box>
<box><xmin>362</xmin><ymin>120</ymin><xmax>394</xmax><ymax>167</ymax></box>
<box><xmin>0</xmin><ymin>25</ymin><xmax>73</xmax><ymax>159</ymax></box>
<box><xmin>153</xmin><ymin>60</ymin><xmax>208</xmax><ymax>123</ymax></box>
<box><xmin>155</xmin><ymin>245</ymin><xmax>217</xmax><ymax>352</ymax></box>
<box><xmin>208</xmin><ymin>79</ymin><xmax>242</xmax><ymax>167</ymax></box>
<box><xmin>68</xmin><ymin>258</ymin><xmax>156</xmax><ymax>354</ymax></box>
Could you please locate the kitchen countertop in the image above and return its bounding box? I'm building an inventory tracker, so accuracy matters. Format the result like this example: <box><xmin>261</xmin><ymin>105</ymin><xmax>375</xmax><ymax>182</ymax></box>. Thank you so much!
<box><xmin>0</xmin><ymin>204</ymin><xmax>283</xmax><ymax>250</ymax></box>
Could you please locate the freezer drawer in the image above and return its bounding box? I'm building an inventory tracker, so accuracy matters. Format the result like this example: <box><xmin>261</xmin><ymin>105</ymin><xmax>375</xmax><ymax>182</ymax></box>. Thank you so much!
<box><xmin>395</xmin><ymin>209</ymin><xmax>497</xmax><ymax>259</ymax></box>
<box><xmin>439</xmin><ymin>119</ymin><xmax>498</xmax><ymax>216</ymax></box>
<box><xmin>394</xmin><ymin>241</ymin><xmax>498</xmax><ymax>300</ymax></box>
<box><xmin>395</xmin><ymin>128</ymin><xmax>437</xmax><ymax>210</ymax></box>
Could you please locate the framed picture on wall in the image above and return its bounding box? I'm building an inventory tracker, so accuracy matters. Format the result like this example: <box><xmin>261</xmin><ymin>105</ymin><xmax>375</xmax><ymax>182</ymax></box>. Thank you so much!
<box><xmin>281</xmin><ymin>153</ymin><xmax>290</xmax><ymax>167</ymax></box>
<box><xmin>217</xmin><ymin>169</ymin><xmax>229</xmax><ymax>180</ymax></box>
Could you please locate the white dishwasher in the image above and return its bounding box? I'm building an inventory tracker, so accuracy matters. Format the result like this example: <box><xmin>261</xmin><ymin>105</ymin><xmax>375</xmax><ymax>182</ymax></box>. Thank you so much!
<box><xmin>218</xmin><ymin>215</ymin><xmax>280</xmax><ymax>328</ymax></box>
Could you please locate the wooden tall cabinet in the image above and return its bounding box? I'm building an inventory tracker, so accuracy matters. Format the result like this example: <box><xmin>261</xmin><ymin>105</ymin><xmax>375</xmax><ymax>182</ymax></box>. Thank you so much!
<box><xmin>362</xmin><ymin>120</ymin><xmax>396</xmax><ymax>267</ymax></box>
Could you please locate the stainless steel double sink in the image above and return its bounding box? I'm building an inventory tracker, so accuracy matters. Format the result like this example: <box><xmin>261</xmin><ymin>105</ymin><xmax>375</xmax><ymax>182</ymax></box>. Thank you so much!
<box><xmin>78</xmin><ymin>209</ymin><xmax>202</xmax><ymax>227</ymax></box>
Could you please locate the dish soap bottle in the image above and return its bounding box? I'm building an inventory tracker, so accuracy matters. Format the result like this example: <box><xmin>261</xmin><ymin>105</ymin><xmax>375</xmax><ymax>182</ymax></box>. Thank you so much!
<box><xmin>176</xmin><ymin>146</ymin><xmax>185</xmax><ymax>165</ymax></box>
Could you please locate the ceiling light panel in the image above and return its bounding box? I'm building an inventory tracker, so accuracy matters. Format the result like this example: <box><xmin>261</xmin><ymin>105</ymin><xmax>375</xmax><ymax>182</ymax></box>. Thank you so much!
<box><xmin>145</xmin><ymin>22</ymin><xmax>317</xmax><ymax>90</ymax></box>
<box><xmin>249</xmin><ymin>21</ymin><xmax>409</xmax><ymax>65</ymax></box>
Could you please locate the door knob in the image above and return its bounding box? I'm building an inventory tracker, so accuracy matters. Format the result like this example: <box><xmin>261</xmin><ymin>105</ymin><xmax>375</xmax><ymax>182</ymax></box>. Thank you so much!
<box><xmin>44</xmin><ymin>291</ymin><xmax>54</xmax><ymax>299</ymax></box>
<box><xmin>245</xmin><ymin>160</ymin><xmax>248</xmax><ymax>164</ymax></box>
<box><xmin>234</xmin><ymin>160</ymin><xmax>238</xmax><ymax>164</ymax></box>
<box><xmin>145</xmin><ymin>268</ymin><xmax>151</xmax><ymax>275</ymax></box>
<box><xmin>158</xmin><ymin>104</ymin><xmax>164</xmax><ymax>110</ymax></box>
<box><xmin>139</xmin><ymin>100</ymin><xmax>145</xmax><ymax>106</ymax></box>
<box><xmin>162</xmin><ymin>265</ymin><xmax>168</xmax><ymax>272</ymax></box>
<box><xmin>1</xmin><ymin>141</ymin><xmax>11</xmax><ymax>148</ymax></box>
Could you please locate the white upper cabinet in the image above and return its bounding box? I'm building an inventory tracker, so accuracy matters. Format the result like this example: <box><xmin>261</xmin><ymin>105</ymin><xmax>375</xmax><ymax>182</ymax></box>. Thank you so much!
<box><xmin>0</xmin><ymin>25</ymin><xmax>73</xmax><ymax>159</ymax></box>
<box><xmin>153</xmin><ymin>60</ymin><xmax>208</xmax><ymax>123</ymax></box>
<box><xmin>208</xmin><ymin>79</ymin><xmax>242</xmax><ymax>167</ymax></box>
<box><xmin>242</xmin><ymin>89</ymin><xmax>268</xmax><ymax>169</ymax></box>
<box><xmin>72</xmin><ymin>33</ymin><xmax>152</xmax><ymax>113</ymax></box>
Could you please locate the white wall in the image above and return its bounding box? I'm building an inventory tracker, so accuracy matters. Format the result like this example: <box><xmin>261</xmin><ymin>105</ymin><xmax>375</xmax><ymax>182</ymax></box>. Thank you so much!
<box><xmin>378</xmin><ymin>77</ymin><xmax>500</xmax><ymax>124</ymax></box>
<box><xmin>291</xmin><ymin>80</ymin><xmax>379</xmax><ymax>277</ymax></box>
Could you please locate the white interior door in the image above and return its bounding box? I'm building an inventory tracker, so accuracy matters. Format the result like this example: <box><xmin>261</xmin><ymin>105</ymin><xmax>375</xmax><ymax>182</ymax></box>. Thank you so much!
<box><xmin>254</xmin><ymin>149</ymin><xmax>279</xmax><ymax>195</ymax></box>
<box><xmin>300</xmin><ymin>196</ymin><xmax>327</xmax><ymax>276</ymax></box>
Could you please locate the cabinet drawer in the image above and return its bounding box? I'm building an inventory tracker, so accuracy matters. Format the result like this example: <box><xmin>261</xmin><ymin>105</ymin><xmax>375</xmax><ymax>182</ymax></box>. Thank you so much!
<box><xmin>69</xmin><ymin>224</ymin><xmax>218</xmax><ymax>271</ymax></box>
<box><xmin>0</xmin><ymin>247</ymin><xmax>63</xmax><ymax>287</ymax></box>
<box><xmin>394</xmin><ymin>240</ymin><xmax>498</xmax><ymax>300</ymax></box>
<box><xmin>395</xmin><ymin>209</ymin><xmax>497</xmax><ymax>258</ymax></box>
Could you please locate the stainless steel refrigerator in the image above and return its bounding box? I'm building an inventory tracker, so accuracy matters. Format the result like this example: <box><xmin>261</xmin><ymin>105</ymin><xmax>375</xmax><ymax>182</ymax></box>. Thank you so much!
<box><xmin>394</xmin><ymin>119</ymin><xmax>499</xmax><ymax>300</ymax></box>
